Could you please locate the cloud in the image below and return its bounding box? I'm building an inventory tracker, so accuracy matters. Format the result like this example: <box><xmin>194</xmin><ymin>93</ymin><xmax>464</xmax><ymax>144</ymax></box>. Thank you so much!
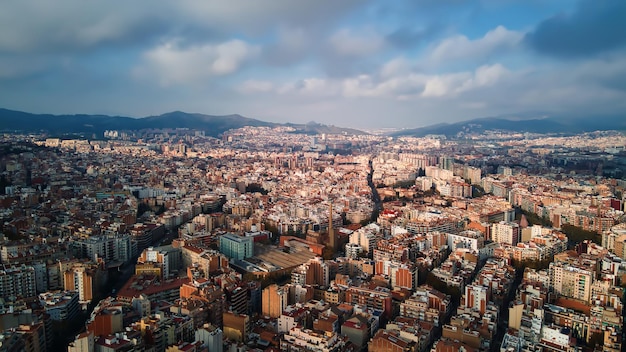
<box><xmin>419</xmin><ymin>64</ymin><xmax>510</xmax><ymax>98</ymax></box>
<box><xmin>329</xmin><ymin>28</ymin><xmax>386</xmax><ymax>57</ymax></box>
<box><xmin>239</xmin><ymin>80</ymin><xmax>274</xmax><ymax>93</ymax></box>
<box><xmin>274</xmin><ymin>77</ymin><xmax>342</xmax><ymax>98</ymax></box>
<box><xmin>380</xmin><ymin>57</ymin><xmax>412</xmax><ymax>79</ymax></box>
<box><xmin>421</xmin><ymin>73</ymin><xmax>470</xmax><ymax>97</ymax></box>
<box><xmin>178</xmin><ymin>0</ymin><xmax>365</xmax><ymax>35</ymax></box>
<box><xmin>0</xmin><ymin>56</ymin><xmax>48</xmax><ymax>79</ymax></box>
<box><xmin>0</xmin><ymin>1</ymin><xmax>625</xmax><ymax>129</ymax></box>
<box><xmin>137</xmin><ymin>39</ymin><xmax>259</xmax><ymax>85</ymax></box>
<box><xmin>262</xmin><ymin>26</ymin><xmax>313</xmax><ymax>67</ymax></box>
<box><xmin>429</xmin><ymin>25</ymin><xmax>523</xmax><ymax>64</ymax></box>
<box><xmin>386</xmin><ymin>24</ymin><xmax>444</xmax><ymax>49</ymax></box>
<box><xmin>341</xmin><ymin>61</ymin><xmax>510</xmax><ymax>99</ymax></box>
<box><xmin>526</xmin><ymin>0</ymin><xmax>626</xmax><ymax>58</ymax></box>
<box><xmin>0</xmin><ymin>0</ymin><xmax>365</xmax><ymax>55</ymax></box>
<box><xmin>0</xmin><ymin>2</ymin><xmax>170</xmax><ymax>54</ymax></box>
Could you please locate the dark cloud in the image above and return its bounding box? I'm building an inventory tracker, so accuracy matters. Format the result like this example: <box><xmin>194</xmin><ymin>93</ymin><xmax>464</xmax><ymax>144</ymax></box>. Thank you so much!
<box><xmin>525</xmin><ymin>0</ymin><xmax>626</xmax><ymax>58</ymax></box>
<box><xmin>0</xmin><ymin>1</ymin><xmax>366</xmax><ymax>56</ymax></box>
<box><xmin>603</xmin><ymin>74</ymin><xmax>626</xmax><ymax>92</ymax></box>
<box><xmin>386</xmin><ymin>24</ymin><xmax>444</xmax><ymax>49</ymax></box>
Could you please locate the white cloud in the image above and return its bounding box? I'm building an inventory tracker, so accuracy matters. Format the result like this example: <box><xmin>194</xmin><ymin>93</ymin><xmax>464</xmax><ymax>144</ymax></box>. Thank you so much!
<box><xmin>420</xmin><ymin>64</ymin><xmax>510</xmax><ymax>97</ymax></box>
<box><xmin>138</xmin><ymin>39</ymin><xmax>259</xmax><ymax>85</ymax></box>
<box><xmin>429</xmin><ymin>25</ymin><xmax>523</xmax><ymax>64</ymax></box>
<box><xmin>457</xmin><ymin>63</ymin><xmax>510</xmax><ymax>93</ymax></box>
<box><xmin>380</xmin><ymin>57</ymin><xmax>412</xmax><ymax>78</ymax></box>
<box><xmin>343</xmin><ymin>75</ymin><xmax>378</xmax><ymax>97</ymax></box>
<box><xmin>336</xmin><ymin>62</ymin><xmax>509</xmax><ymax>99</ymax></box>
<box><xmin>421</xmin><ymin>73</ymin><xmax>470</xmax><ymax>97</ymax></box>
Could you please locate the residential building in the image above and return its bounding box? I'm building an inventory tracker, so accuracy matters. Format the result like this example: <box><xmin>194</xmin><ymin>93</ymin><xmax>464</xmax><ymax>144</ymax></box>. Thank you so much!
<box><xmin>219</xmin><ymin>233</ymin><xmax>253</xmax><ymax>260</ymax></box>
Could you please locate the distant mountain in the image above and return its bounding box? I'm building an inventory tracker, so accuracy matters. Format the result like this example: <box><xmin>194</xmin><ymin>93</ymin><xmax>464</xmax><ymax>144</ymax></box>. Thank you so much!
<box><xmin>285</xmin><ymin>121</ymin><xmax>365</xmax><ymax>136</ymax></box>
<box><xmin>0</xmin><ymin>108</ymin><xmax>366</xmax><ymax>137</ymax></box>
<box><xmin>391</xmin><ymin>113</ymin><xmax>626</xmax><ymax>137</ymax></box>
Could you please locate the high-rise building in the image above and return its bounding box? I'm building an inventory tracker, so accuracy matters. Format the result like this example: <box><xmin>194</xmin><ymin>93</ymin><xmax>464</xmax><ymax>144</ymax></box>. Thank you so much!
<box><xmin>64</xmin><ymin>264</ymin><xmax>97</xmax><ymax>306</ymax></box>
<box><xmin>342</xmin><ymin>317</ymin><xmax>370</xmax><ymax>350</ymax></box>
<box><xmin>612</xmin><ymin>233</ymin><xmax>626</xmax><ymax>260</ymax></box>
<box><xmin>291</xmin><ymin>257</ymin><xmax>330</xmax><ymax>287</ymax></box>
<box><xmin>349</xmin><ymin>224</ymin><xmax>380</xmax><ymax>254</ymax></box>
<box><xmin>228</xmin><ymin>285</ymin><xmax>248</xmax><ymax>315</ymax></box>
<box><xmin>464</xmin><ymin>166</ymin><xmax>482</xmax><ymax>185</ymax></box>
<box><xmin>219</xmin><ymin>233</ymin><xmax>253</xmax><ymax>260</ymax></box>
<box><xmin>491</xmin><ymin>222</ymin><xmax>520</xmax><ymax>245</ymax></box>
<box><xmin>70</xmin><ymin>234</ymin><xmax>132</xmax><ymax>265</ymax></box>
<box><xmin>87</xmin><ymin>306</ymin><xmax>124</xmax><ymax>336</ymax></box>
<box><xmin>464</xmin><ymin>284</ymin><xmax>490</xmax><ymax>315</ymax></box>
<box><xmin>247</xmin><ymin>281</ymin><xmax>262</xmax><ymax>316</ymax></box>
<box><xmin>0</xmin><ymin>264</ymin><xmax>37</xmax><ymax>300</ymax></box>
<box><xmin>345</xmin><ymin>243</ymin><xmax>363</xmax><ymax>259</ymax></box>
<box><xmin>223</xmin><ymin>311</ymin><xmax>250</xmax><ymax>342</ymax></box>
<box><xmin>68</xmin><ymin>331</ymin><xmax>94</xmax><ymax>352</ymax></box>
<box><xmin>389</xmin><ymin>263</ymin><xmax>419</xmax><ymax>291</ymax></box>
<box><xmin>39</xmin><ymin>290</ymin><xmax>80</xmax><ymax>321</ymax></box>
<box><xmin>262</xmin><ymin>284</ymin><xmax>288</xmax><ymax>319</ymax></box>
<box><xmin>195</xmin><ymin>324</ymin><xmax>223</xmax><ymax>352</ymax></box>
<box><xmin>548</xmin><ymin>262</ymin><xmax>593</xmax><ymax>303</ymax></box>
<box><xmin>136</xmin><ymin>246</ymin><xmax>178</xmax><ymax>279</ymax></box>
<box><xmin>345</xmin><ymin>286</ymin><xmax>393</xmax><ymax>319</ymax></box>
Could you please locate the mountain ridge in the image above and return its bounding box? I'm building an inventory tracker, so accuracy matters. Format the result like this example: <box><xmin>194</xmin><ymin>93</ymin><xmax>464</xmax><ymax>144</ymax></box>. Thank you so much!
<box><xmin>391</xmin><ymin>113</ymin><xmax>626</xmax><ymax>137</ymax></box>
<box><xmin>0</xmin><ymin>108</ymin><xmax>365</xmax><ymax>137</ymax></box>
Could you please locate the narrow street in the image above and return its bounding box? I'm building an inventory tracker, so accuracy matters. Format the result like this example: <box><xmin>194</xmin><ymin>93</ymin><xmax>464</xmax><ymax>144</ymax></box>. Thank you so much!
<box><xmin>367</xmin><ymin>158</ymin><xmax>382</xmax><ymax>220</ymax></box>
<box><xmin>489</xmin><ymin>267</ymin><xmax>524</xmax><ymax>352</ymax></box>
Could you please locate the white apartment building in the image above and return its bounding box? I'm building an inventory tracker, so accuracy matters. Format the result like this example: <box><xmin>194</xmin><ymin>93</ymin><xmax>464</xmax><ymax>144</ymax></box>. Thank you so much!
<box><xmin>549</xmin><ymin>262</ymin><xmax>593</xmax><ymax>303</ymax></box>
<box><xmin>491</xmin><ymin>221</ymin><xmax>520</xmax><ymax>245</ymax></box>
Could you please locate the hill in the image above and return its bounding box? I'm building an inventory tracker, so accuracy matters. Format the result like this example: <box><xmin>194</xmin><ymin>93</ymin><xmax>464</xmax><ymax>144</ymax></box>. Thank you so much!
<box><xmin>391</xmin><ymin>113</ymin><xmax>626</xmax><ymax>138</ymax></box>
<box><xmin>0</xmin><ymin>108</ymin><xmax>365</xmax><ymax>137</ymax></box>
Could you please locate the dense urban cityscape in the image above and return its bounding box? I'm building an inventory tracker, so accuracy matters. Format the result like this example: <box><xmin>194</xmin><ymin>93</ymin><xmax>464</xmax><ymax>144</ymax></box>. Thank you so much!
<box><xmin>1</xmin><ymin>0</ymin><xmax>626</xmax><ymax>351</ymax></box>
<box><xmin>0</xmin><ymin>127</ymin><xmax>624</xmax><ymax>352</ymax></box>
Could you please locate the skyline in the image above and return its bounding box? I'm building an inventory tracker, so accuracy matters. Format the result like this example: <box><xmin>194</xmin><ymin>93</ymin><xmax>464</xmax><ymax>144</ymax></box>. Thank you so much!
<box><xmin>1</xmin><ymin>0</ymin><xmax>625</xmax><ymax>129</ymax></box>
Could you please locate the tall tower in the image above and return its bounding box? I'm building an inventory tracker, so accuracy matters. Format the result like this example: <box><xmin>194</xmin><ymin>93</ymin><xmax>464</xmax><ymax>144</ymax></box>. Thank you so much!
<box><xmin>329</xmin><ymin>203</ymin><xmax>336</xmax><ymax>251</ymax></box>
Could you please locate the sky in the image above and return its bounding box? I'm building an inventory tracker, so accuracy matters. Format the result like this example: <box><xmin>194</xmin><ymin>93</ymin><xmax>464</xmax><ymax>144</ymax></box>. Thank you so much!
<box><xmin>0</xmin><ymin>0</ymin><xmax>625</xmax><ymax>129</ymax></box>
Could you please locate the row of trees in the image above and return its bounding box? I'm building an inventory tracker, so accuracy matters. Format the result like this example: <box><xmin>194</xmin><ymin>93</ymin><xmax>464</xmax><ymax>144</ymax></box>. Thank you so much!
<box><xmin>516</xmin><ymin>208</ymin><xmax>553</xmax><ymax>227</ymax></box>
<box><xmin>510</xmin><ymin>258</ymin><xmax>552</xmax><ymax>271</ymax></box>
<box><xmin>560</xmin><ymin>224</ymin><xmax>602</xmax><ymax>246</ymax></box>
<box><xmin>516</xmin><ymin>208</ymin><xmax>603</xmax><ymax>247</ymax></box>
<box><xmin>424</xmin><ymin>272</ymin><xmax>462</xmax><ymax>303</ymax></box>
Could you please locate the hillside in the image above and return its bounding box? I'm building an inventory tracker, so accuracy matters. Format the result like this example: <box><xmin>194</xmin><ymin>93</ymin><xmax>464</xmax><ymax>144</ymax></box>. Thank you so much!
<box><xmin>0</xmin><ymin>108</ymin><xmax>365</xmax><ymax>137</ymax></box>
<box><xmin>391</xmin><ymin>114</ymin><xmax>626</xmax><ymax>137</ymax></box>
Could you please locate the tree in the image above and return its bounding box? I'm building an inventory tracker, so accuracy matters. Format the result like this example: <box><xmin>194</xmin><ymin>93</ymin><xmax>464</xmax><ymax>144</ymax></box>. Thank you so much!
<box><xmin>137</xmin><ymin>202</ymin><xmax>151</xmax><ymax>217</ymax></box>
<box><xmin>0</xmin><ymin>175</ymin><xmax>10</xmax><ymax>195</ymax></box>
<box><xmin>561</xmin><ymin>224</ymin><xmax>601</xmax><ymax>245</ymax></box>
<box><xmin>515</xmin><ymin>208</ymin><xmax>552</xmax><ymax>227</ymax></box>
<box><xmin>511</xmin><ymin>258</ymin><xmax>552</xmax><ymax>271</ymax></box>
<box><xmin>424</xmin><ymin>273</ymin><xmax>461</xmax><ymax>302</ymax></box>
<box><xmin>586</xmin><ymin>332</ymin><xmax>603</xmax><ymax>349</ymax></box>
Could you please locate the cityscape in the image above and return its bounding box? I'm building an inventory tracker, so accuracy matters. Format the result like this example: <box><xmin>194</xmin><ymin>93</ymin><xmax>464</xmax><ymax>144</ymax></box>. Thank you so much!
<box><xmin>0</xmin><ymin>126</ymin><xmax>625</xmax><ymax>352</ymax></box>
<box><xmin>1</xmin><ymin>1</ymin><xmax>626</xmax><ymax>352</ymax></box>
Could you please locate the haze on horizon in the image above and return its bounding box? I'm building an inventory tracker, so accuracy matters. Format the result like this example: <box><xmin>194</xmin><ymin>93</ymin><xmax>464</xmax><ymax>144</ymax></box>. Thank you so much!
<box><xmin>0</xmin><ymin>0</ymin><xmax>625</xmax><ymax>129</ymax></box>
